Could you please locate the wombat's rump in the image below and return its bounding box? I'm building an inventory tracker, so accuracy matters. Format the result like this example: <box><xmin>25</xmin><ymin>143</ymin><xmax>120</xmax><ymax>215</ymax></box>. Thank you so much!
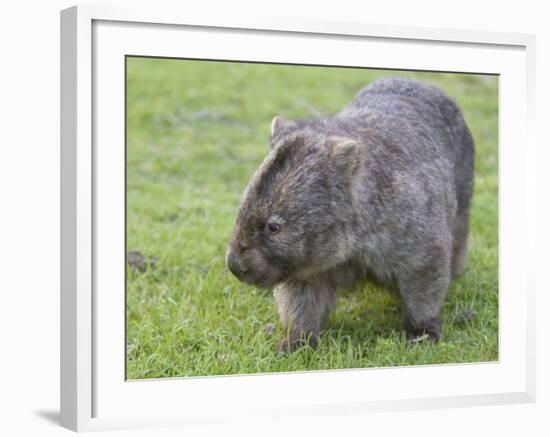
<box><xmin>227</xmin><ymin>77</ymin><xmax>474</xmax><ymax>351</ymax></box>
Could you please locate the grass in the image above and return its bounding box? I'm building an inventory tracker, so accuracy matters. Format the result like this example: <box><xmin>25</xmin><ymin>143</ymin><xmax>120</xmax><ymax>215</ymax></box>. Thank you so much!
<box><xmin>126</xmin><ymin>57</ymin><xmax>498</xmax><ymax>379</ymax></box>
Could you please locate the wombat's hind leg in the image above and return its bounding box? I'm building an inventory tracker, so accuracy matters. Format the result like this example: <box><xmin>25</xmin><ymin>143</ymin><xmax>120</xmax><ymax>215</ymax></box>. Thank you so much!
<box><xmin>274</xmin><ymin>279</ymin><xmax>336</xmax><ymax>352</ymax></box>
<box><xmin>397</xmin><ymin>253</ymin><xmax>451</xmax><ymax>343</ymax></box>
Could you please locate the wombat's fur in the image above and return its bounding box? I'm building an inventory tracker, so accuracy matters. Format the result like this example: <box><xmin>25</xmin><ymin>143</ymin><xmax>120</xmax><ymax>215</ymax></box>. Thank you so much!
<box><xmin>227</xmin><ymin>77</ymin><xmax>474</xmax><ymax>351</ymax></box>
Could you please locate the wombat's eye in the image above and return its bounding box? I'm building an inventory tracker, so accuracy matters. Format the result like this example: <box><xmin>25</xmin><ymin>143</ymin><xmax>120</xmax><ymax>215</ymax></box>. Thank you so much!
<box><xmin>267</xmin><ymin>222</ymin><xmax>282</xmax><ymax>233</ymax></box>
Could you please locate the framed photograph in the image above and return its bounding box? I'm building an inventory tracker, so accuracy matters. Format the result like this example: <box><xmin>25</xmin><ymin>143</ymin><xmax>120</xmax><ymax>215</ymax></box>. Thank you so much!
<box><xmin>60</xmin><ymin>5</ymin><xmax>536</xmax><ymax>432</ymax></box>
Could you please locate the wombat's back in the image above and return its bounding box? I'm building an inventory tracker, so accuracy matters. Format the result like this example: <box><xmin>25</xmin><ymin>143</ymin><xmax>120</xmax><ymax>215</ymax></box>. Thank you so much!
<box><xmin>340</xmin><ymin>77</ymin><xmax>474</xmax><ymax>213</ymax></box>
<box><xmin>342</xmin><ymin>78</ymin><xmax>471</xmax><ymax>152</ymax></box>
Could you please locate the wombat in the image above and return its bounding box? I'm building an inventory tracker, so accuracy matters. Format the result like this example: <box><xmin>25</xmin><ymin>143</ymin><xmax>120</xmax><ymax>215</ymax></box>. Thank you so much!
<box><xmin>226</xmin><ymin>77</ymin><xmax>474</xmax><ymax>352</ymax></box>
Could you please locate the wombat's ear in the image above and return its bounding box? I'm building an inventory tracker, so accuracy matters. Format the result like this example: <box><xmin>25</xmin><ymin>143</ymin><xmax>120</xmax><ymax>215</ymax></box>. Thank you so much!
<box><xmin>271</xmin><ymin>116</ymin><xmax>295</xmax><ymax>139</ymax></box>
<box><xmin>330</xmin><ymin>139</ymin><xmax>360</xmax><ymax>174</ymax></box>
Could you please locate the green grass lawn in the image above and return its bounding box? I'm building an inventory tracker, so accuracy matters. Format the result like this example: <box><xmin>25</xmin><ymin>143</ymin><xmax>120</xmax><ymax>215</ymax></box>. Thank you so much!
<box><xmin>126</xmin><ymin>57</ymin><xmax>498</xmax><ymax>379</ymax></box>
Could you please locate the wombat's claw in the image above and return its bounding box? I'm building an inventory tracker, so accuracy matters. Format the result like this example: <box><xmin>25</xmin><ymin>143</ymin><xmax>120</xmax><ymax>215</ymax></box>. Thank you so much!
<box><xmin>406</xmin><ymin>329</ymin><xmax>441</xmax><ymax>344</ymax></box>
<box><xmin>410</xmin><ymin>333</ymin><xmax>430</xmax><ymax>343</ymax></box>
<box><xmin>405</xmin><ymin>317</ymin><xmax>442</xmax><ymax>344</ymax></box>
<box><xmin>264</xmin><ymin>323</ymin><xmax>276</xmax><ymax>337</ymax></box>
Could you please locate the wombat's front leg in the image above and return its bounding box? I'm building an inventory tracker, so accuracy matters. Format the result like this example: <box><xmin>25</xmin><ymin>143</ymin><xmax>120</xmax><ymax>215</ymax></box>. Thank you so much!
<box><xmin>397</xmin><ymin>253</ymin><xmax>452</xmax><ymax>343</ymax></box>
<box><xmin>273</xmin><ymin>279</ymin><xmax>336</xmax><ymax>352</ymax></box>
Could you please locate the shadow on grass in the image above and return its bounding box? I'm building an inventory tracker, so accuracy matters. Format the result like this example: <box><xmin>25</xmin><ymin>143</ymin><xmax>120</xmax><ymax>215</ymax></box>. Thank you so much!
<box><xmin>315</xmin><ymin>308</ymin><xmax>405</xmax><ymax>361</ymax></box>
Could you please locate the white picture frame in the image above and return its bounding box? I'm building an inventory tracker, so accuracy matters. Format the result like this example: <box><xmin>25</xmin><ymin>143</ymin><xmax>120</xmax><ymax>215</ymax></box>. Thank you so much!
<box><xmin>60</xmin><ymin>5</ymin><xmax>536</xmax><ymax>432</ymax></box>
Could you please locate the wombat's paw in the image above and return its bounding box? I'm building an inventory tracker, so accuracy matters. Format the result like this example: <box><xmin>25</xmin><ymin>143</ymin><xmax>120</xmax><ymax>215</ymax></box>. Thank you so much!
<box><xmin>278</xmin><ymin>333</ymin><xmax>318</xmax><ymax>353</ymax></box>
<box><xmin>277</xmin><ymin>337</ymin><xmax>297</xmax><ymax>353</ymax></box>
<box><xmin>405</xmin><ymin>317</ymin><xmax>442</xmax><ymax>344</ymax></box>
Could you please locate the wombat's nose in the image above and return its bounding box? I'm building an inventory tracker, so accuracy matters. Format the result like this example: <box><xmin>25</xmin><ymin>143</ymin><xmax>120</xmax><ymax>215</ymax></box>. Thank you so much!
<box><xmin>227</xmin><ymin>251</ymin><xmax>248</xmax><ymax>277</ymax></box>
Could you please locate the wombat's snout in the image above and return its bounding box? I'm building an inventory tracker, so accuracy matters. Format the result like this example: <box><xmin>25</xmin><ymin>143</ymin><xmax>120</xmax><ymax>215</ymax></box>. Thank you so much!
<box><xmin>226</xmin><ymin>244</ymin><xmax>277</xmax><ymax>288</ymax></box>
<box><xmin>226</xmin><ymin>250</ymin><xmax>248</xmax><ymax>278</ymax></box>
